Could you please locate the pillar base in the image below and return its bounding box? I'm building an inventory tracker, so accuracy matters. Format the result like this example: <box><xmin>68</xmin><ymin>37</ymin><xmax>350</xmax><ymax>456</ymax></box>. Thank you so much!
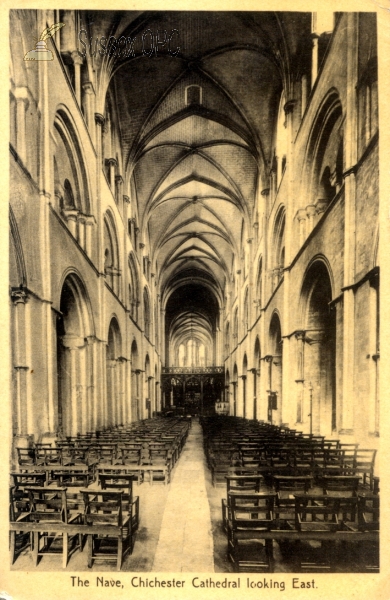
<box><xmin>40</xmin><ymin>432</ymin><xmax>59</xmax><ymax>446</ymax></box>
<box><xmin>338</xmin><ymin>428</ymin><xmax>354</xmax><ymax>436</ymax></box>
<box><xmin>13</xmin><ymin>434</ymin><xmax>34</xmax><ymax>448</ymax></box>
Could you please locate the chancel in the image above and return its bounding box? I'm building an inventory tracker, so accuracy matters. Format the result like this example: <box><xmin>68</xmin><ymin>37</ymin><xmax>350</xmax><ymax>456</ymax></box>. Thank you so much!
<box><xmin>9</xmin><ymin>10</ymin><xmax>380</xmax><ymax>573</ymax></box>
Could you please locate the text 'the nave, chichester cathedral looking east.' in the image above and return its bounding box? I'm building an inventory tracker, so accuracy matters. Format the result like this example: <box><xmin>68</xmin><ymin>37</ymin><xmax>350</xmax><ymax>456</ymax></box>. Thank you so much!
<box><xmin>9</xmin><ymin>10</ymin><xmax>380</xmax><ymax>573</ymax></box>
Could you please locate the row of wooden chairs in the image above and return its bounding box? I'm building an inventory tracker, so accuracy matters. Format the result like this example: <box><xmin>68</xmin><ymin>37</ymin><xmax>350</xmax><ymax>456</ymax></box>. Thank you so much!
<box><xmin>202</xmin><ymin>417</ymin><xmax>377</xmax><ymax>490</ymax></box>
<box><xmin>10</xmin><ymin>473</ymin><xmax>140</xmax><ymax>570</ymax></box>
<box><xmin>222</xmin><ymin>479</ymin><xmax>379</xmax><ymax>572</ymax></box>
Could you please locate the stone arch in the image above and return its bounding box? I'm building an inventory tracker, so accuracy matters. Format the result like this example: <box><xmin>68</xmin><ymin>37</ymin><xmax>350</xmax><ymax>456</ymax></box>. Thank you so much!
<box><xmin>56</xmin><ymin>272</ymin><xmax>95</xmax><ymax>436</ymax></box>
<box><xmin>305</xmin><ymin>89</ymin><xmax>344</xmax><ymax>205</ymax></box>
<box><xmin>106</xmin><ymin>317</ymin><xmax>123</xmax><ymax>427</ymax></box>
<box><xmin>300</xmin><ymin>260</ymin><xmax>336</xmax><ymax>434</ymax></box>
<box><xmin>269</xmin><ymin>312</ymin><xmax>283</xmax><ymax>425</ymax></box>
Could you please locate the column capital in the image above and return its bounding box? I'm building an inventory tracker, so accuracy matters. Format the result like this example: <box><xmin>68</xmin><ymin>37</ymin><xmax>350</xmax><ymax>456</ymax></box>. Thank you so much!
<box><xmin>84</xmin><ymin>215</ymin><xmax>96</xmax><ymax>226</ymax></box>
<box><xmin>261</xmin><ymin>188</ymin><xmax>270</xmax><ymax>196</ymax></box>
<box><xmin>115</xmin><ymin>174</ymin><xmax>124</xmax><ymax>184</ymax></box>
<box><xmin>296</xmin><ymin>208</ymin><xmax>307</xmax><ymax>221</ymax></box>
<box><xmin>294</xmin><ymin>330</ymin><xmax>306</xmax><ymax>341</ymax></box>
<box><xmin>11</xmin><ymin>287</ymin><xmax>28</xmax><ymax>305</ymax></box>
<box><xmin>284</xmin><ymin>99</ymin><xmax>297</xmax><ymax>115</ymax></box>
<box><xmin>315</xmin><ymin>199</ymin><xmax>328</xmax><ymax>214</ymax></box>
<box><xmin>71</xmin><ymin>50</ymin><xmax>84</xmax><ymax>65</ymax></box>
<box><xmin>62</xmin><ymin>334</ymin><xmax>85</xmax><ymax>349</ymax></box>
<box><xmin>105</xmin><ymin>157</ymin><xmax>118</xmax><ymax>167</ymax></box>
<box><xmin>94</xmin><ymin>113</ymin><xmax>105</xmax><ymax>127</ymax></box>
<box><xmin>139</xmin><ymin>242</ymin><xmax>145</xmax><ymax>249</ymax></box>
<box><xmin>123</xmin><ymin>195</ymin><xmax>131</xmax><ymax>204</ymax></box>
<box><xmin>62</xmin><ymin>208</ymin><xmax>79</xmax><ymax>222</ymax></box>
<box><xmin>14</xmin><ymin>86</ymin><xmax>30</xmax><ymax>108</ymax></box>
<box><xmin>246</xmin><ymin>238</ymin><xmax>253</xmax><ymax>244</ymax></box>
<box><xmin>82</xmin><ymin>81</ymin><xmax>95</xmax><ymax>95</ymax></box>
<box><xmin>306</xmin><ymin>204</ymin><xmax>317</xmax><ymax>217</ymax></box>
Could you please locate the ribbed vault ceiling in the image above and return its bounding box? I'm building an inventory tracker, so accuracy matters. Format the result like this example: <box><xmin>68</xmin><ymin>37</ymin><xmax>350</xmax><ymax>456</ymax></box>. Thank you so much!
<box><xmin>94</xmin><ymin>10</ymin><xmax>312</xmax><ymax>359</ymax></box>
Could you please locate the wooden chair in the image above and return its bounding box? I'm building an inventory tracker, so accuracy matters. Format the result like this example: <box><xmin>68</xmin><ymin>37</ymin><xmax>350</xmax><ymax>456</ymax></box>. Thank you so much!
<box><xmin>50</xmin><ymin>470</ymin><xmax>92</xmax><ymax>488</ymax></box>
<box><xmin>9</xmin><ymin>486</ymin><xmax>33</xmax><ymax>564</ymax></box>
<box><xmin>321</xmin><ymin>475</ymin><xmax>360</xmax><ymax>523</ymax></box>
<box><xmin>227</xmin><ymin>492</ymin><xmax>276</xmax><ymax>572</ymax></box>
<box><xmin>273</xmin><ymin>475</ymin><xmax>312</xmax><ymax>525</ymax></box>
<box><xmin>354</xmin><ymin>449</ymin><xmax>377</xmax><ymax>490</ymax></box>
<box><xmin>293</xmin><ymin>494</ymin><xmax>341</xmax><ymax>572</ymax></box>
<box><xmin>222</xmin><ymin>475</ymin><xmax>263</xmax><ymax>532</ymax></box>
<box><xmin>81</xmin><ymin>489</ymin><xmax>132</xmax><ymax>571</ymax></box>
<box><xmin>17</xmin><ymin>447</ymin><xmax>36</xmax><ymax>468</ymax></box>
<box><xmin>99</xmin><ymin>473</ymin><xmax>139</xmax><ymax>531</ymax></box>
<box><xmin>35</xmin><ymin>447</ymin><xmax>63</xmax><ymax>467</ymax></box>
<box><xmin>26</xmin><ymin>486</ymin><xmax>83</xmax><ymax>568</ymax></box>
<box><xmin>11</xmin><ymin>472</ymin><xmax>46</xmax><ymax>488</ymax></box>
<box><xmin>149</xmin><ymin>447</ymin><xmax>171</xmax><ymax>484</ymax></box>
<box><xmin>343</xmin><ymin>494</ymin><xmax>380</xmax><ymax>572</ymax></box>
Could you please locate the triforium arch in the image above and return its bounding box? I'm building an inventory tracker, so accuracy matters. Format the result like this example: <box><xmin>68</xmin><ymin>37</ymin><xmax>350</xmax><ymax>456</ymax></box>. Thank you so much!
<box><xmin>56</xmin><ymin>272</ymin><xmax>94</xmax><ymax>437</ymax></box>
<box><xmin>106</xmin><ymin>316</ymin><xmax>124</xmax><ymax>427</ymax></box>
<box><xmin>299</xmin><ymin>258</ymin><xmax>336</xmax><ymax>435</ymax></box>
<box><xmin>306</xmin><ymin>89</ymin><xmax>344</xmax><ymax>207</ymax></box>
<box><xmin>103</xmin><ymin>210</ymin><xmax>121</xmax><ymax>297</ymax></box>
<box><xmin>128</xmin><ymin>253</ymin><xmax>140</xmax><ymax>322</ymax></box>
<box><xmin>271</xmin><ymin>205</ymin><xmax>286</xmax><ymax>290</ymax></box>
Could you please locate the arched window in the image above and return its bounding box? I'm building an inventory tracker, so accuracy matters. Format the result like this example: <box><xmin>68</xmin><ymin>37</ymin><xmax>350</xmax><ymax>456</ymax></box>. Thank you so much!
<box><xmin>255</xmin><ymin>259</ymin><xmax>263</xmax><ymax>318</ymax></box>
<box><xmin>128</xmin><ymin>254</ymin><xmax>139</xmax><ymax>321</ymax></box>
<box><xmin>53</xmin><ymin>110</ymin><xmax>91</xmax><ymax>250</ymax></box>
<box><xmin>272</xmin><ymin>207</ymin><xmax>286</xmax><ymax>289</ymax></box>
<box><xmin>243</xmin><ymin>287</ymin><xmax>249</xmax><ymax>331</ymax></box>
<box><xmin>143</xmin><ymin>287</ymin><xmax>150</xmax><ymax>339</ymax></box>
<box><xmin>104</xmin><ymin>211</ymin><xmax>120</xmax><ymax>296</ymax></box>
<box><xmin>233</xmin><ymin>307</ymin><xmax>239</xmax><ymax>343</ymax></box>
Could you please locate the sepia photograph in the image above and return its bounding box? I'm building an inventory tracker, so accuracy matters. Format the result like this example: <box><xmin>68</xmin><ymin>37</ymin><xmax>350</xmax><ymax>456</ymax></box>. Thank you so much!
<box><xmin>3</xmin><ymin>2</ymin><xmax>389</xmax><ymax>599</ymax></box>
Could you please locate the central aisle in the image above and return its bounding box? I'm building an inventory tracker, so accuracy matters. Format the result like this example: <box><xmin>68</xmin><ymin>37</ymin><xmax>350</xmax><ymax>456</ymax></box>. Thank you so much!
<box><xmin>152</xmin><ymin>419</ymin><xmax>214</xmax><ymax>572</ymax></box>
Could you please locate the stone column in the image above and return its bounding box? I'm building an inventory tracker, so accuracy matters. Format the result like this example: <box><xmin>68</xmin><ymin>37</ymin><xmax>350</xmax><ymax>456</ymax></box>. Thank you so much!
<box><xmin>85</xmin><ymin>336</ymin><xmax>96</xmax><ymax>432</ymax></box>
<box><xmin>84</xmin><ymin>215</ymin><xmax>95</xmax><ymax>257</ymax></box>
<box><xmin>62</xmin><ymin>334</ymin><xmax>85</xmax><ymax>437</ymax></box>
<box><xmin>295</xmin><ymin>331</ymin><xmax>306</xmax><ymax>425</ymax></box>
<box><xmin>78</xmin><ymin>214</ymin><xmax>86</xmax><ymax>249</ymax></box>
<box><xmin>63</xmin><ymin>209</ymin><xmax>79</xmax><ymax>237</ymax></box>
<box><xmin>106</xmin><ymin>158</ymin><xmax>117</xmax><ymax>194</ymax></box>
<box><xmin>301</xmin><ymin>74</ymin><xmax>308</xmax><ymax>117</ymax></box>
<box><xmin>106</xmin><ymin>359</ymin><xmax>117</xmax><ymax>427</ymax></box>
<box><xmin>71</xmin><ymin>50</ymin><xmax>83</xmax><ymax>106</ymax></box>
<box><xmin>311</xmin><ymin>34</ymin><xmax>319</xmax><ymax>87</ymax></box>
<box><xmin>82</xmin><ymin>82</ymin><xmax>96</xmax><ymax>135</ymax></box>
<box><xmin>14</xmin><ymin>87</ymin><xmax>29</xmax><ymax>166</ymax></box>
<box><xmin>297</xmin><ymin>209</ymin><xmax>307</xmax><ymax>247</ymax></box>
<box><xmin>11</xmin><ymin>289</ymin><xmax>30</xmax><ymax>438</ymax></box>
<box><xmin>340</xmin><ymin>12</ymin><xmax>359</xmax><ymax>435</ymax></box>
<box><xmin>115</xmin><ymin>175</ymin><xmax>124</xmax><ymax>209</ymax></box>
